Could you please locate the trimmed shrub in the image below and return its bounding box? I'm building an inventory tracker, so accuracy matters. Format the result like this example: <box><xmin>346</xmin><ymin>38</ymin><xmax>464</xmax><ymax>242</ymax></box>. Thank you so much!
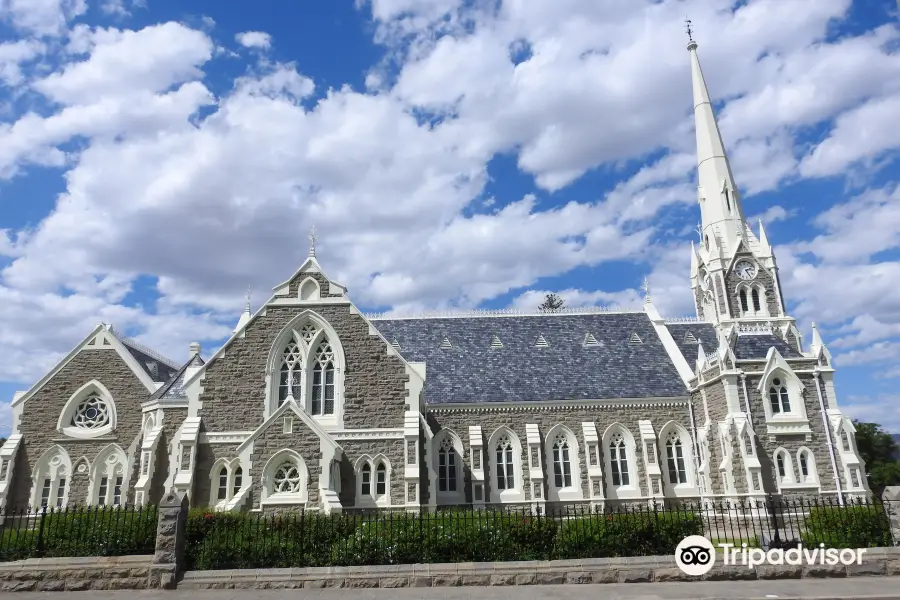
<box><xmin>803</xmin><ymin>504</ymin><xmax>893</xmax><ymax>548</ymax></box>
<box><xmin>552</xmin><ymin>510</ymin><xmax>704</xmax><ymax>559</ymax></box>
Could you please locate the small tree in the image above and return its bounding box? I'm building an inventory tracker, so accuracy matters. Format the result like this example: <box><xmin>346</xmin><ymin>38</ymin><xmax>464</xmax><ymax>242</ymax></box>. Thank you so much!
<box><xmin>538</xmin><ymin>293</ymin><xmax>566</xmax><ymax>313</ymax></box>
<box><xmin>852</xmin><ymin>420</ymin><xmax>900</xmax><ymax>496</ymax></box>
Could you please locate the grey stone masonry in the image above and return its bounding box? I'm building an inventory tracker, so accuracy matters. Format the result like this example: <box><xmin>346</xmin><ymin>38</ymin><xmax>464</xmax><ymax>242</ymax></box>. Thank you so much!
<box><xmin>148</xmin><ymin>491</ymin><xmax>188</xmax><ymax>589</ymax></box>
<box><xmin>174</xmin><ymin>547</ymin><xmax>900</xmax><ymax>590</ymax></box>
<box><xmin>197</xmin><ymin>304</ymin><xmax>410</xmax><ymax>432</ymax></box>
<box><xmin>248</xmin><ymin>413</ymin><xmax>323</xmax><ymax>509</ymax></box>
<box><xmin>12</xmin><ymin>347</ymin><xmax>150</xmax><ymax>508</ymax></box>
<box><xmin>724</xmin><ymin>251</ymin><xmax>782</xmax><ymax>318</ymax></box>
<box><xmin>337</xmin><ymin>439</ymin><xmax>406</xmax><ymax>508</ymax></box>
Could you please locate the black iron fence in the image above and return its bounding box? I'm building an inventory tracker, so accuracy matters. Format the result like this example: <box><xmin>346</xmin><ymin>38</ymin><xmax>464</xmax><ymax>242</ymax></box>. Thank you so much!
<box><xmin>185</xmin><ymin>497</ymin><xmax>897</xmax><ymax>570</ymax></box>
<box><xmin>0</xmin><ymin>505</ymin><xmax>158</xmax><ymax>561</ymax></box>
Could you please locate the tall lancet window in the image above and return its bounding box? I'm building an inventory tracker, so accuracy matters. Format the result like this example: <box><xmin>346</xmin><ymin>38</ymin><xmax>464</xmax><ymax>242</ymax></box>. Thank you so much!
<box><xmin>666</xmin><ymin>432</ymin><xmax>687</xmax><ymax>485</ymax></box>
<box><xmin>495</xmin><ymin>436</ymin><xmax>515</xmax><ymax>491</ymax></box>
<box><xmin>740</xmin><ymin>289</ymin><xmax>749</xmax><ymax>313</ymax></box>
<box><xmin>310</xmin><ymin>340</ymin><xmax>335</xmax><ymax>416</ymax></box>
<box><xmin>438</xmin><ymin>437</ymin><xmax>457</xmax><ymax>492</ymax></box>
<box><xmin>751</xmin><ymin>289</ymin><xmax>761</xmax><ymax>312</ymax></box>
<box><xmin>552</xmin><ymin>433</ymin><xmax>572</xmax><ymax>488</ymax></box>
<box><xmin>609</xmin><ymin>432</ymin><xmax>630</xmax><ymax>486</ymax></box>
<box><xmin>279</xmin><ymin>342</ymin><xmax>303</xmax><ymax>403</ymax></box>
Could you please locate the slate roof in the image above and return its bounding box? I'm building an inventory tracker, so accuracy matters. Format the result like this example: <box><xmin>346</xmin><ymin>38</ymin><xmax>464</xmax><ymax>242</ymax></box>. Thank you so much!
<box><xmin>733</xmin><ymin>334</ymin><xmax>801</xmax><ymax>360</ymax></box>
<box><xmin>150</xmin><ymin>354</ymin><xmax>204</xmax><ymax>400</ymax></box>
<box><xmin>113</xmin><ymin>334</ymin><xmax>180</xmax><ymax>383</ymax></box>
<box><xmin>665</xmin><ymin>323</ymin><xmax>719</xmax><ymax>365</ymax></box>
<box><xmin>371</xmin><ymin>312</ymin><xmax>689</xmax><ymax>405</ymax></box>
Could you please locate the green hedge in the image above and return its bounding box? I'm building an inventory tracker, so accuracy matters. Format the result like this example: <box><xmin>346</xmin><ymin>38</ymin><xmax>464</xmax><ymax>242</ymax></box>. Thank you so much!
<box><xmin>803</xmin><ymin>504</ymin><xmax>893</xmax><ymax>548</ymax></box>
<box><xmin>0</xmin><ymin>507</ymin><xmax>158</xmax><ymax>561</ymax></box>
<box><xmin>185</xmin><ymin>509</ymin><xmax>702</xmax><ymax>570</ymax></box>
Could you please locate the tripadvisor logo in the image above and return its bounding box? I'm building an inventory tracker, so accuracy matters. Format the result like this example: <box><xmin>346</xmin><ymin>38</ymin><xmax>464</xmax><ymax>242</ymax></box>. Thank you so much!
<box><xmin>675</xmin><ymin>535</ymin><xmax>869</xmax><ymax>576</ymax></box>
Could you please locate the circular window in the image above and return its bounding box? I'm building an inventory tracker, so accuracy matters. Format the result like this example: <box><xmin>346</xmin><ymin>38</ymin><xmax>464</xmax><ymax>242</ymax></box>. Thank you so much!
<box><xmin>273</xmin><ymin>463</ymin><xmax>302</xmax><ymax>493</ymax></box>
<box><xmin>773</xmin><ymin>378</ymin><xmax>781</xmax><ymax>386</ymax></box>
<box><xmin>72</xmin><ymin>395</ymin><xmax>110</xmax><ymax>429</ymax></box>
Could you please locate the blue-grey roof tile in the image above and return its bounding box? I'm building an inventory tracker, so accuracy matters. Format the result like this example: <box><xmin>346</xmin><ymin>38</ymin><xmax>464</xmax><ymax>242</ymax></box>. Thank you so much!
<box><xmin>150</xmin><ymin>353</ymin><xmax>204</xmax><ymax>400</ymax></box>
<box><xmin>372</xmin><ymin>312</ymin><xmax>689</xmax><ymax>404</ymax></box>
<box><xmin>733</xmin><ymin>334</ymin><xmax>801</xmax><ymax>360</ymax></box>
<box><xmin>665</xmin><ymin>323</ymin><xmax>719</xmax><ymax>365</ymax></box>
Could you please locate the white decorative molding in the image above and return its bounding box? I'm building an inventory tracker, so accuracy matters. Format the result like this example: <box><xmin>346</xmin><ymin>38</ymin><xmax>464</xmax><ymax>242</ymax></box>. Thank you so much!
<box><xmin>738</xmin><ymin>322</ymin><xmax>774</xmax><ymax>335</ymax></box>
<box><xmin>331</xmin><ymin>429</ymin><xmax>406</xmax><ymax>441</ymax></box>
<box><xmin>199</xmin><ymin>431</ymin><xmax>254</xmax><ymax>444</ymax></box>
<box><xmin>664</xmin><ymin>316</ymin><xmax>708</xmax><ymax>324</ymax></box>
<box><xmin>428</xmin><ymin>400</ymin><xmax>690</xmax><ymax>415</ymax></box>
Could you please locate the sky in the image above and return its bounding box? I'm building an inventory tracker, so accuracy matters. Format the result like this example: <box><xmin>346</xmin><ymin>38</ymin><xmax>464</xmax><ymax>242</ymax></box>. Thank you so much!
<box><xmin>0</xmin><ymin>0</ymin><xmax>899</xmax><ymax>433</ymax></box>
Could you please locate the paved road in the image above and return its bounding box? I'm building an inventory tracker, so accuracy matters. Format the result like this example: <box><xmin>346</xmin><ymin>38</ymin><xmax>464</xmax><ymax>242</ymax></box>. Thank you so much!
<box><xmin>3</xmin><ymin>577</ymin><xmax>900</xmax><ymax>600</ymax></box>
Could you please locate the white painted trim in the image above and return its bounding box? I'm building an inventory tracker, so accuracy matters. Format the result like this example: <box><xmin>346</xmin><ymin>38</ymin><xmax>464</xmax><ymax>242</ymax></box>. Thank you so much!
<box><xmin>544</xmin><ymin>424</ymin><xmax>584</xmax><ymax>502</ymax></box>
<box><xmin>29</xmin><ymin>445</ymin><xmax>72</xmax><ymax>509</ymax></box>
<box><xmin>260</xmin><ymin>449</ymin><xmax>308</xmax><ymax>506</ymax></box>
<box><xmin>210</xmin><ymin>457</ymin><xmax>244</xmax><ymax>509</ymax></box>
<box><xmin>268</xmin><ymin>297</ymin><xmax>352</xmax><ymax>307</ymax></box>
<box><xmin>432</xmin><ymin>429</ymin><xmax>465</xmax><ymax>504</ymax></box>
<box><xmin>198</xmin><ymin>431</ymin><xmax>254</xmax><ymax>444</ymax></box>
<box><xmin>236</xmin><ymin>398</ymin><xmax>340</xmax><ymax>457</ymax></box>
<box><xmin>652</xmin><ymin>317</ymin><xmax>695</xmax><ymax>385</ymax></box>
<box><xmin>331</xmin><ymin>429</ymin><xmax>405</xmax><ymax>441</ymax></box>
<box><xmin>353</xmin><ymin>454</ymin><xmax>392</xmax><ymax>508</ymax></box>
<box><xmin>658</xmin><ymin>420</ymin><xmax>699</xmax><ymax>496</ymax></box>
<box><xmin>86</xmin><ymin>443</ymin><xmax>130</xmax><ymax>506</ymax></box>
<box><xmin>487</xmin><ymin>426</ymin><xmax>526</xmax><ymax>503</ymax></box>
<box><xmin>601</xmin><ymin>423</ymin><xmax>640</xmax><ymax>499</ymax></box>
<box><xmin>57</xmin><ymin>380</ymin><xmax>117</xmax><ymax>439</ymax></box>
<box><xmin>428</xmin><ymin>397</ymin><xmax>691</xmax><ymax>412</ymax></box>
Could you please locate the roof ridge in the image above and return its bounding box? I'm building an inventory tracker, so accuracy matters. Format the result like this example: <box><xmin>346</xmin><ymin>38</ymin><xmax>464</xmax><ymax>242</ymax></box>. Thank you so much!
<box><xmin>112</xmin><ymin>330</ymin><xmax>180</xmax><ymax>369</ymax></box>
<box><xmin>365</xmin><ymin>306</ymin><xmax>644</xmax><ymax>320</ymax></box>
<box><xmin>149</xmin><ymin>353</ymin><xmax>200</xmax><ymax>400</ymax></box>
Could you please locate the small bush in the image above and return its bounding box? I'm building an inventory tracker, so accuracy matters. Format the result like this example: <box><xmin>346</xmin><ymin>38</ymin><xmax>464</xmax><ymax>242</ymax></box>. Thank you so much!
<box><xmin>804</xmin><ymin>504</ymin><xmax>893</xmax><ymax>548</ymax></box>
<box><xmin>552</xmin><ymin>510</ymin><xmax>704</xmax><ymax>559</ymax></box>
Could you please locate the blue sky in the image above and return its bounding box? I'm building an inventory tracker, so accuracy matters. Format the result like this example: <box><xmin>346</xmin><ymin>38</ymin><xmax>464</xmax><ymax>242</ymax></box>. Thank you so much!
<box><xmin>1</xmin><ymin>0</ymin><xmax>900</xmax><ymax>433</ymax></box>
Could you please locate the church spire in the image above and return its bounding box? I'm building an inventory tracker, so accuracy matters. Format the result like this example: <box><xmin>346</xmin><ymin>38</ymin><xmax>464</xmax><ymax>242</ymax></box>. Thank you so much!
<box><xmin>687</xmin><ymin>26</ymin><xmax>746</xmax><ymax>255</ymax></box>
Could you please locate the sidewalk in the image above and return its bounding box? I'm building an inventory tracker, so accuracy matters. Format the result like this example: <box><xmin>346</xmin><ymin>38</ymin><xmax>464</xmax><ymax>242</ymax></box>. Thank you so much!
<box><xmin>5</xmin><ymin>577</ymin><xmax>900</xmax><ymax>599</ymax></box>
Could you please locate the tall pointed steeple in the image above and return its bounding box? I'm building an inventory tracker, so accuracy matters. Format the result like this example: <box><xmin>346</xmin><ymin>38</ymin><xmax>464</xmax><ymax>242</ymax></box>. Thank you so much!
<box><xmin>687</xmin><ymin>35</ymin><xmax>746</xmax><ymax>256</ymax></box>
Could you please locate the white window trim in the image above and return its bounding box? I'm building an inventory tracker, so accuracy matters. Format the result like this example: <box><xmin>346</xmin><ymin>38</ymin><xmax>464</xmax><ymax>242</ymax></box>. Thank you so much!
<box><xmin>87</xmin><ymin>443</ymin><xmax>129</xmax><ymax>506</ymax></box>
<box><xmin>30</xmin><ymin>445</ymin><xmax>72</xmax><ymax>509</ymax></box>
<box><xmin>354</xmin><ymin>454</ymin><xmax>392</xmax><ymax>508</ymax></box>
<box><xmin>210</xmin><ymin>458</ymin><xmax>244</xmax><ymax>509</ymax></box>
<box><xmin>433</xmin><ymin>430</ymin><xmax>465</xmax><ymax>504</ymax></box>
<box><xmin>602</xmin><ymin>424</ymin><xmax>639</xmax><ymax>499</ymax></box>
<box><xmin>658</xmin><ymin>421</ymin><xmax>698</xmax><ymax>496</ymax></box>
<box><xmin>794</xmin><ymin>447</ymin><xmax>819</xmax><ymax>487</ymax></box>
<box><xmin>487</xmin><ymin>427</ymin><xmax>525</xmax><ymax>503</ymax></box>
<box><xmin>57</xmin><ymin>380</ymin><xmax>117</xmax><ymax>439</ymax></box>
<box><xmin>264</xmin><ymin>310</ymin><xmax>346</xmax><ymax>429</ymax></box>
<box><xmin>757</xmin><ymin>357</ymin><xmax>811</xmax><ymax>436</ymax></box>
<box><xmin>260</xmin><ymin>449</ymin><xmax>308</xmax><ymax>506</ymax></box>
<box><xmin>773</xmin><ymin>447</ymin><xmax>796</xmax><ymax>488</ymax></box>
<box><xmin>544</xmin><ymin>425</ymin><xmax>583</xmax><ymax>502</ymax></box>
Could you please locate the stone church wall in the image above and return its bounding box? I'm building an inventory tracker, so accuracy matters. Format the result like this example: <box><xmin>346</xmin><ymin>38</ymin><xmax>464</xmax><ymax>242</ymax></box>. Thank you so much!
<box><xmin>11</xmin><ymin>349</ymin><xmax>148</xmax><ymax>508</ymax></box>
<box><xmin>724</xmin><ymin>254</ymin><xmax>781</xmax><ymax>318</ymax></box>
<box><xmin>337</xmin><ymin>439</ymin><xmax>407</xmax><ymax>508</ymax></box>
<box><xmin>196</xmin><ymin>304</ymin><xmax>411</xmax><ymax>432</ymax></box>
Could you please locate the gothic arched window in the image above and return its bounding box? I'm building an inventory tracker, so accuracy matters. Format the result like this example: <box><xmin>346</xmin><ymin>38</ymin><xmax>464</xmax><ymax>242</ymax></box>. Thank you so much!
<box><xmin>438</xmin><ymin>437</ymin><xmax>457</xmax><ymax>492</ymax></box>
<box><xmin>310</xmin><ymin>340</ymin><xmax>335</xmax><ymax>416</ymax></box>
<box><xmin>279</xmin><ymin>342</ymin><xmax>303</xmax><ymax>403</ymax></box>
<box><xmin>740</xmin><ymin>289</ymin><xmax>749</xmax><ymax>313</ymax></box>
<box><xmin>666</xmin><ymin>432</ymin><xmax>687</xmax><ymax>485</ymax></box>
<box><xmin>751</xmin><ymin>288</ymin><xmax>761</xmax><ymax>312</ymax></box>
<box><xmin>609</xmin><ymin>432</ymin><xmax>630</xmax><ymax>487</ymax></box>
<box><xmin>495</xmin><ymin>436</ymin><xmax>515</xmax><ymax>491</ymax></box>
<box><xmin>217</xmin><ymin>466</ymin><xmax>228</xmax><ymax>501</ymax></box>
<box><xmin>552</xmin><ymin>433</ymin><xmax>572</xmax><ymax>489</ymax></box>
<box><xmin>769</xmin><ymin>378</ymin><xmax>791</xmax><ymax>414</ymax></box>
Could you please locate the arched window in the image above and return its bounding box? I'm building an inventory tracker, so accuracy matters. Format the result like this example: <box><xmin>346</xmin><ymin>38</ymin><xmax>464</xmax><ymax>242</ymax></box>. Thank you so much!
<box><xmin>330</xmin><ymin>461</ymin><xmax>341</xmax><ymax>494</ymax></box>
<box><xmin>32</xmin><ymin>447</ymin><xmax>71</xmax><ymax>509</ymax></box>
<box><xmin>261</xmin><ymin>451</ymin><xmax>308</xmax><ymax>506</ymax></box>
<box><xmin>552</xmin><ymin>433</ymin><xmax>572</xmax><ymax>489</ymax></box>
<box><xmin>57</xmin><ymin>380</ymin><xmax>117</xmax><ymax>439</ymax></box>
<box><xmin>495</xmin><ymin>436</ymin><xmax>515</xmax><ymax>491</ymax></box>
<box><xmin>91</xmin><ymin>445</ymin><xmax>127</xmax><ymax>507</ymax></box>
<box><xmin>666</xmin><ymin>432</ymin><xmax>687</xmax><ymax>485</ymax></box>
<box><xmin>769</xmin><ymin>378</ymin><xmax>791</xmax><ymax>414</ymax></box>
<box><xmin>796</xmin><ymin>448</ymin><xmax>818</xmax><ymax>485</ymax></box>
<box><xmin>356</xmin><ymin>456</ymin><xmax>391</xmax><ymax>507</ymax></box>
<box><xmin>609</xmin><ymin>432</ymin><xmax>630</xmax><ymax>487</ymax></box>
<box><xmin>310</xmin><ymin>340</ymin><xmax>335</xmax><ymax>416</ymax></box>
<box><xmin>725</xmin><ymin>190</ymin><xmax>731</xmax><ymax>212</ymax></box>
<box><xmin>740</xmin><ymin>289</ymin><xmax>749</xmax><ymax>313</ymax></box>
<box><xmin>279</xmin><ymin>342</ymin><xmax>303</xmax><ymax>403</ymax></box>
<box><xmin>217</xmin><ymin>466</ymin><xmax>228</xmax><ymax>501</ymax></box>
<box><xmin>438</xmin><ymin>437</ymin><xmax>457</xmax><ymax>492</ymax></box>
<box><xmin>774</xmin><ymin>449</ymin><xmax>793</xmax><ymax>484</ymax></box>
<box><xmin>211</xmin><ymin>459</ymin><xmax>244</xmax><ymax>507</ymax></box>
<box><xmin>751</xmin><ymin>288</ymin><xmax>761</xmax><ymax>312</ymax></box>
<box><xmin>704</xmin><ymin>235</ymin><xmax>709</xmax><ymax>250</ymax></box>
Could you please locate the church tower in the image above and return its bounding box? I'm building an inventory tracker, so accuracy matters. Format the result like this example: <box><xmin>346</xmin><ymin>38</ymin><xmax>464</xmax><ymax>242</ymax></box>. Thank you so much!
<box><xmin>686</xmin><ymin>37</ymin><xmax>791</xmax><ymax>335</ymax></box>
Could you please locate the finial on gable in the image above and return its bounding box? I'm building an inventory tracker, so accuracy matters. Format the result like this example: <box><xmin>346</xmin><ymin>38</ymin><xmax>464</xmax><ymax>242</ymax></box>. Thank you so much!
<box><xmin>641</xmin><ymin>277</ymin><xmax>651</xmax><ymax>304</ymax></box>
<box><xmin>245</xmin><ymin>285</ymin><xmax>252</xmax><ymax>311</ymax></box>
<box><xmin>308</xmin><ymin>225</ymin><xmax>317</xmax><ymax>258</ymax></box>
<box><xmin>685</xmin><ymin>17</ymin><xmax>697</xmax><ymax>50</ymax></box>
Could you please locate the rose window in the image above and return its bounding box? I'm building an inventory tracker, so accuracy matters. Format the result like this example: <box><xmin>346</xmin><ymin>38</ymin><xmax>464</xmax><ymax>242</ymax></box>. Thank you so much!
<box><xmin>72</xmin><ymin>395</ymin><xmax>110</xmax><ymax>429</ymax></box>
<box><xmin>272</xmin><ymin>463</ymin><xmax>302</xmax><ymax>493</ymax></box>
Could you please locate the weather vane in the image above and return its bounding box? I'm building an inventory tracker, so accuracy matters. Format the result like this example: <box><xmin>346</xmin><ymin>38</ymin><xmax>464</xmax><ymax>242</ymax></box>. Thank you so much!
<box><xmin>685</xmin><ymin>17</ymin><xmax>694</xmax><ymax>42</ymax></box>
<box><xmin>308</xmin><ymin>225</ymin><xmax>317</xmax><ymax>257</ymax></box>
<box><xmin>695</xmin><ymin>222</ymin><xmax>703</xmax><ymax>239</ymax></box>
<box><xmin>641</xmin><ymin>277</ymin><xmax>651</xmax><ymax>303</ymax></box>
<box><xmin>246</xmin><ymin>285</ymin><xmax>252</xmax><ymax>305</ymax></box>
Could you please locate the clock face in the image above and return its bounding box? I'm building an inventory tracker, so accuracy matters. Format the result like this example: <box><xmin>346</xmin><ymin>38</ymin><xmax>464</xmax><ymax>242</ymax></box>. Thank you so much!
<box><xmin>735</xmin><ymin>260</ymin><xmax>757</xmax><ymax>280</ymax></box>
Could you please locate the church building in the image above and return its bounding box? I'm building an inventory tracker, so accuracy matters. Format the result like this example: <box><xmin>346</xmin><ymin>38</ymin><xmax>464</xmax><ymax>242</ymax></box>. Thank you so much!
<box><xmin>0</xmin><ymin>39</ymin><xmax>870</xmax><ymax>514</ymax></box>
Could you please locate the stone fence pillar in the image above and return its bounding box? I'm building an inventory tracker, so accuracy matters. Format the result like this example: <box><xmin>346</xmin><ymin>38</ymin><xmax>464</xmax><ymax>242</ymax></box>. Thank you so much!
<box><xmin>883</xmin><ymin>486</ymin><xmax>900</xmax><ymax>547</ymax></box>
<box><xmin>148</xmin><ymin>491</ymin><xmax>189</xmax><ymax>589</ymax></box>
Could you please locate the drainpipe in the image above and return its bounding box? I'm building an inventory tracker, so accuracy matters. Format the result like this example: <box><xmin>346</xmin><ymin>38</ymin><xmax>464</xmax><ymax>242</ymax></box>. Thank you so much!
<box><xmin>687</xmin><ymin>394</ymin><xmax>703</xmax><ymax>496</ymax></box>
<box><xmin>814</xmin><ymin>371</ymin><xmax>844</xmax><ymax>506</ymax></box>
